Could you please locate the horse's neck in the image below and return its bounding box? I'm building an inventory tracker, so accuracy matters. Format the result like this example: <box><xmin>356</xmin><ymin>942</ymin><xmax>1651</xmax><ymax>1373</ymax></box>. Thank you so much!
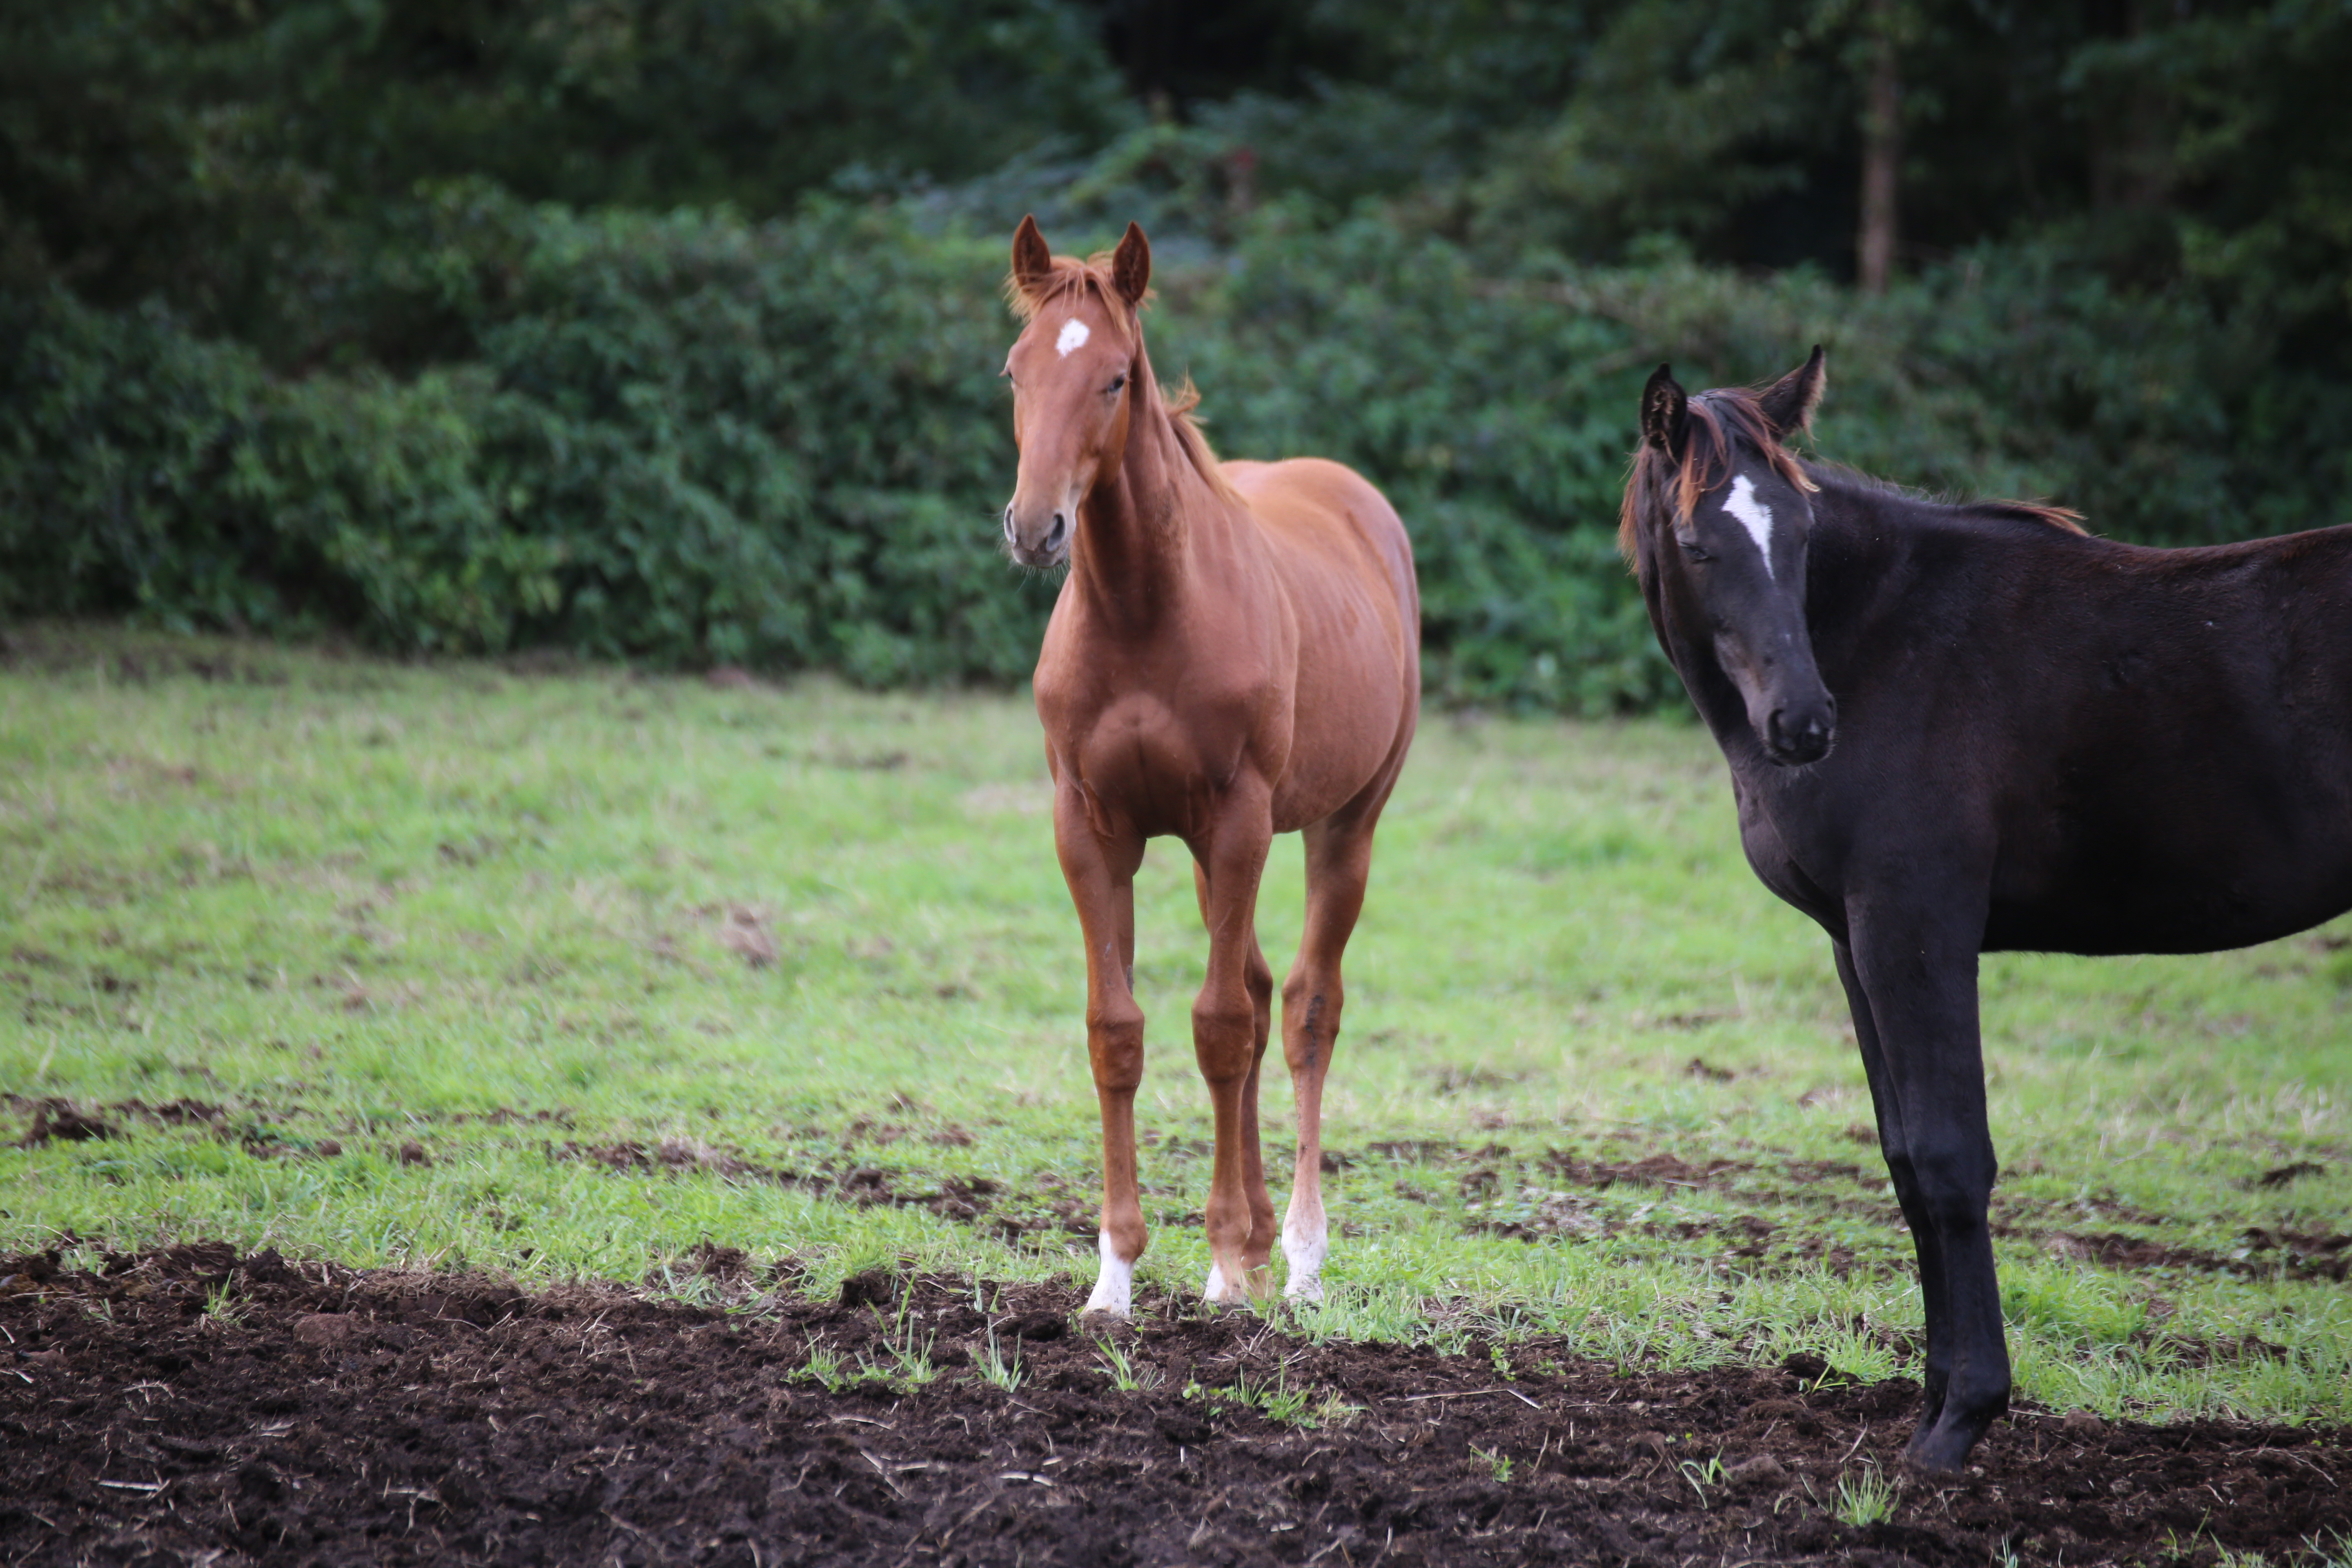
<box><xmin>1804</xmin><ymin>486</ymin><xmax>1918</xmax><ymax>637</ymax></box>
<box><xmin>1070</xmin><ymin>364</ymin><xmax>1231</xmax><ymax>628</ymax></box>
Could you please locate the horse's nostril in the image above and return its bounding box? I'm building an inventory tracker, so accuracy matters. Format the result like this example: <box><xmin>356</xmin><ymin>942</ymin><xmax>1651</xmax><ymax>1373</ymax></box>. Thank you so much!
<box><xmin>1046</xmin><ymin>513</ymin><xmax>1068</xmax><ymax>552</ymax></box>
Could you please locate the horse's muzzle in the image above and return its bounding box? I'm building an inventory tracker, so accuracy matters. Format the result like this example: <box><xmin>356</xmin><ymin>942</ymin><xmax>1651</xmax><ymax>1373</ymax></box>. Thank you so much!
<box><xmin>1764</xmin><ymin>701</ymin><xmax>1835</xmax><ymax>766</ymax></box>
<box><xmin>1004</xmin><ymin>505</ymin><xmax>1071</xmax><ymax>569</ymax></box>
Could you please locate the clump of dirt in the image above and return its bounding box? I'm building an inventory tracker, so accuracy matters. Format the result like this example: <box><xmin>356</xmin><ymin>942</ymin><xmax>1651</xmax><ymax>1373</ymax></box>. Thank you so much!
<box><xmin>557</xmin><ymin>1139</ymin><xmax>1018</xmax><ymax>1230</ymax></box>
<box><xmin>2034</xmin><ymin>1228</ymin><xmax>2352</xmax><ymax>1285</ymax></box>
<box><xmin>4</xmin><ymin>1245</ymin><xmax>2344</xmax><ymax>1568</ymax></box>
<box><xmin>1540</xmin><ymin>1149</ymin><xmax>1745</xmax><ymax>1190</ymax></box>
<box><xmin>565</xmin><ymin>1136</ymin><xmax>798</xmax><ymax>1183</ymax></box>
<box><xmin>12</xmin><ymin>1098</ymin><xmax>114</xmax><ymax>1146</ymax></box>
<box><xmin>5</xmin><ymin>1093</ymin><xmax>354</xmax><ymax>1161</ymax></box>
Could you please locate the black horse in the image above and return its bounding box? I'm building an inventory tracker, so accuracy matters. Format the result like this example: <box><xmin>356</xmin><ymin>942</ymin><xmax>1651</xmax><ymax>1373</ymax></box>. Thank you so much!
<box><xmin>1623</xmin><ymin>349</ymin><xmax>2352</xmax><ymax>1472</ymax></box>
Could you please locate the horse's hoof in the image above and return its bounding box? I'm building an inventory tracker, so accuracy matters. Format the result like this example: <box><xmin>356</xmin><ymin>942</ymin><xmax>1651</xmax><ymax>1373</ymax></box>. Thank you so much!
<box><xmin>1902</xmin><ymin>1425</ymin><xmax>1977</xmax><ymax>1476</ymax></box>
<box><xmin>1283</xmin><ymin>1276</ymin><xmax>1325</xmax><ymax>1305</ymax></box>
<box><xmin>1200</xmin><ymin>1263</ymin><xmax>1246</xmax><ymax>1307</ymax></box>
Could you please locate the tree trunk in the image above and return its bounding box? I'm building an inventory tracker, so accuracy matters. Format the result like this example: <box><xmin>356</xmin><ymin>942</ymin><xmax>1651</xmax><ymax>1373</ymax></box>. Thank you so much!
<box><xmin>2088</xmin><ymin>0</ymin><xmax>2170</xmax><ymax>210</ymax></box>
<box><xmin>1856</xmin><ymin>1</ymin><xmax>1902</xmax><ymax>294</ymax></box>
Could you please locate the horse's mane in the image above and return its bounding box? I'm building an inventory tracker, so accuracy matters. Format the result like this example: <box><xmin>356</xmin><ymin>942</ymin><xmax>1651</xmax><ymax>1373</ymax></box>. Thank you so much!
<box><xmin>1005</xmin><ymin>251</ymin><xmax>1237</xmax><ymax>504</ymax></box>
<box><xmin>1617</xmin><ymin>383</ymin><xmax>2085</xmax><ymax>562</ymax></box>
<box><xmin>1806</xmin><ymin>464</ymin><xmax>2089</xmax><ymax>536</ymax></box>
<box><xmin>1618</xmin><ymin>388</ymin><xmax>1814</xmax><ymax>562</ymax></box>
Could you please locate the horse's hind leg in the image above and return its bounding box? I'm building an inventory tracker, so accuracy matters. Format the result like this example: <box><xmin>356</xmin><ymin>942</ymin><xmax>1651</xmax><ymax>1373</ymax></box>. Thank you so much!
<box><xmin>1277</xmin><ymin>801</ymin><xmax>1385</xmax><ymax>1303</ymax></box>
<box><xmin>1194</xmin><ymin>859</ymin><xmax>1279</xmax><ymax>1293</ymax></box>
<box><xmin>1834</xmin><ymin>940</ymin><xmax>1952</xmax><ymax>1428</ymax></box>
<box><xmin>1845</xmin><ymin>904</ymin><xmax>2011</xmax><ymax>1472</ymax></box>
<box><xmin>1056</xmin><ymin>789</ymin><xmax>1149</xmax><ymax>1317</ymax></box>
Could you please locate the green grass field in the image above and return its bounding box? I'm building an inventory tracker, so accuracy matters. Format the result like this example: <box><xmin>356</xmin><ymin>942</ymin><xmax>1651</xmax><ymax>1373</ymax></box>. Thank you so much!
<box><xmin>4</xmin><ymin>628</ymin><xmax>2347</xmax><ymax>1430</ymax></box>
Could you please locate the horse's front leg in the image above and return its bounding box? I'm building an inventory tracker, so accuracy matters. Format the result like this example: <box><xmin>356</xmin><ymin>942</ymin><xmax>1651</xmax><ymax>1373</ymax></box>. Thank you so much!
<box><xmin>1194</xmin><ymin>861</ymin><xmax>1279</xmax><ymax>1283</ymax></box>
<box><xmin>1055</xmin><ymin>787</ymin><xmax>1148</xmax><ymax>1318</ymax></box>
<box><xmin>1191</xmin><ymin>780</ymin><xmax>1276</xmax><ymax>1305</ymax></box>
<box><xmin>1846</xmin><ymin>895</ymin><xmax>2010</xmax><ymax>1472</ymax></box>
<box><xmin>1833</xmin><ymin>939</ymin><xmax>1951</xmax><ymax>1425</ymax></box>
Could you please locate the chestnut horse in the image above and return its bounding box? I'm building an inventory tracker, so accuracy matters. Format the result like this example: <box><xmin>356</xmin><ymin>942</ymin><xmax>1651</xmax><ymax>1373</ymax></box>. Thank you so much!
<box><xmin>999</xmin><ymin>216</ymin><xmax>1419</xmax><ymax>1314</ymax></box>
<box><xmin>1624</xmin><ymin>348</ymin><xmax>2352</xmax><ymax>1470</ymax></box>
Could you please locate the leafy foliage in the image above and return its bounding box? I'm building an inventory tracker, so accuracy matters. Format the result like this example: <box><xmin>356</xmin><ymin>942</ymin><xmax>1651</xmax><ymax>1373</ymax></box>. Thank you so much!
<box><xmin>9</xmin><ymin>194</ymin><xmax>2340</xmax><ymax>710</ymax></box>
<box><xmin>2</xmin><ymin>2</ymin><xmax>2348</xmax><ymax>708</ymax></box>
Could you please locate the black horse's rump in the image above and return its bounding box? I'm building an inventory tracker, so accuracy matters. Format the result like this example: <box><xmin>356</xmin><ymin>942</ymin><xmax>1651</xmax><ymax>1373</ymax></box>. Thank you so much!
<box><xmin>1624</xmin><ymin>350</ymin><xmax>2352</xmax><ymax>1471</ymax></box>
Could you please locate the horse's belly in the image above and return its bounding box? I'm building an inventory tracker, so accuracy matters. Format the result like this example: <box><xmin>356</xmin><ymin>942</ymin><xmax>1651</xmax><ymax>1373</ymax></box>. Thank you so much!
<box><xmin>1986</xmin><ymin>876</ymin><xmax>2352</xmax><ymax>956</ymax></box>
<box><xmin>1267</xmin><ymin>608</ymin><xmax>1414</xmax><ymax>833</ymax></box>
<box><xmin>1985</xmin><ymin>835</ymin><xmax>2352</xmax><ymax>955</ymax></box>
<box><xmin>1269</xmin><ymin>684</ymin><xmax>1408</xmax><ymax>832</ymax></box>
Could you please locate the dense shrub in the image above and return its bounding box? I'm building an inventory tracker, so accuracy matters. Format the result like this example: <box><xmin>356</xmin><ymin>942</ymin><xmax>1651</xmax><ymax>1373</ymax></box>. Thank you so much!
<box><xmin>4</xmin><ymin>195</ymin><xmax>2340</xmax><ymax>711</ymax></box>
<box><xmin>0</xmin><ymin>201</ymin><xmax>1058</xmax><ymax>680</ymax></box>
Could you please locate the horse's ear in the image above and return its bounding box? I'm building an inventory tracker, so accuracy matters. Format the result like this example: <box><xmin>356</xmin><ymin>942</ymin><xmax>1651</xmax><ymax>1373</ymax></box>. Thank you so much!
<box><xmin>1011</xmin><ymin>214</ymin><xmax>1054</xmax><ymax>301</ymax></box>
<box><xmin>1111</xmin><ymin>221</ymin><xmax>1152</xmax><ymax>308</ymax></box>
<box><xmin>1640</xmin><ymin>364</ymin><xmax>1688</xmax><ymax>456</ymax></box>
<box><xmin>1757</xmin><ymin>345</ymin><xmax>1826</xmax><ymax>435</ymax></box>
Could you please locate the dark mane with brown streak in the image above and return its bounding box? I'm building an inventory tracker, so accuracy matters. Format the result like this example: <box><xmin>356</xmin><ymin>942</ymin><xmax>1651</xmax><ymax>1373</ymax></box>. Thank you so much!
<box><xmin>1618</xmin><ymin>388</ymin><xmax>1813</xmax><ymax>563</ymax></box>
<box><xmin>1619</xmin><ymin>383</ymin><xmax>2087</xmax><ymax>564</ymax></box>
<box><xmin>1963</xmin><ymin>497</ymin><xmax>2089</xmax><ymax>533</ymax></box>
<box><xmin>1006</xmin><ymin>250</ymin><xmax>1236</xmax><ymax>503</ymax></box>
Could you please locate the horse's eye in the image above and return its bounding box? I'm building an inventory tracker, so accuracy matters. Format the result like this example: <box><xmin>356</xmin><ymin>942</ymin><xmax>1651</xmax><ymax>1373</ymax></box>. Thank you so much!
<box><xmin>1107</xmin><ymin>374</ymin><xmax>1126</xmax><ymax>394</ymax></box>
<box><xmin>1680</xmin><ymin>540</ymin><xmax>1714</xmax><ymax>563</ymax></box>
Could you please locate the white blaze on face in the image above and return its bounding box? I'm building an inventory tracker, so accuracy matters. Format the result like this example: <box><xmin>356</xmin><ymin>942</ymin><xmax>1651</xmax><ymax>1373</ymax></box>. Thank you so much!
<box><xmin>1055</xmin><ymin>318</ymin><xmax>1091</xmax><ymax>357</ymax></box>
<box><xmin>1724</xmin><ymin>473</ymin><xmax>1777</xmax><ymax>579</ymax></box>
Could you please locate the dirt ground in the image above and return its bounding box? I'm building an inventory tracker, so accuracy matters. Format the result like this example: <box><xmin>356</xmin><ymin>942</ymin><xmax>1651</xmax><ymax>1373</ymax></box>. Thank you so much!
<box><xmin>3</xmin><ymin>1246</ymin><xmax>2345</xmax><ymax>1567</ymax></box>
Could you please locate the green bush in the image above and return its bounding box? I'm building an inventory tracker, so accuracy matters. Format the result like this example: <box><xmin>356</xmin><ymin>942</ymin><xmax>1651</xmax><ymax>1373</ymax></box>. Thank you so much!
<box><xmin>0</xmin><ymin>200</ymin><xmax>1059</xmax><ymax>679</ymax></box>
<box><xmin>4</xmin><ymin>193</ymin><xmax>2340</xmax><ymax>712</ymax></box>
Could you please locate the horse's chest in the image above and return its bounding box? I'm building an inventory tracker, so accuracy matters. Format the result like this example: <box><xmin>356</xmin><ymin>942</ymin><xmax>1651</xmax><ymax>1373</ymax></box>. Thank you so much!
<box><xmin>1734</xmin><ymin>782</ymin><xmax>1844</xmax><ymax>929</ymax></box>
<box><xmin>1059</xmin><ymin>694</ymin><xmax>1256</xmax><ymax>839</ymax></box>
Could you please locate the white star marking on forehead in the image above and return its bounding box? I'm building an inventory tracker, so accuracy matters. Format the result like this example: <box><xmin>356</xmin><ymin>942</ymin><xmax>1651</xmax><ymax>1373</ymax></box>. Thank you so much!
<box><xmin>1055</xmin><ymin>318</ymin><xmax>1090</xmax><ymax>357</ymax></box>
<box><xmin>1724</xmin><ymin>473</ymin><xmax>1776</xmax><ymax>580</ymax></box>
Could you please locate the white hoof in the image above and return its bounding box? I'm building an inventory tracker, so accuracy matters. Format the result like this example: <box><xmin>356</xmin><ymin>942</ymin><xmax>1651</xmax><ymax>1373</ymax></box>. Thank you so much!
<box><xmin>1085</xmin><ymin>1232</ymin><xmax>1134</xmax><ymax>1318</ymax></box>
<box><xmin>1282</xmin><ymin>1212</ymin><xmax>1328</xmax><ymax>1304</ymax></box>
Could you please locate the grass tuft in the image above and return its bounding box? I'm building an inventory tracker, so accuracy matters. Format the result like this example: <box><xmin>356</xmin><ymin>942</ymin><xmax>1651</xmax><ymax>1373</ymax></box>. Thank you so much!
<box><xmin>1831</xmin><ymin>1462</ymin><xmax>1900</xmax><ymax>1528</ymax></box>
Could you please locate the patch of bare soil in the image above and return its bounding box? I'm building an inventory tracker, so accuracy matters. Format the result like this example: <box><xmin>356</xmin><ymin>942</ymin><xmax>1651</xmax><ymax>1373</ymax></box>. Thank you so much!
<box><xmin>4</xmin><ymin>1247</ymin><xmax>2345</xmax><ymax>1567</ymax></box>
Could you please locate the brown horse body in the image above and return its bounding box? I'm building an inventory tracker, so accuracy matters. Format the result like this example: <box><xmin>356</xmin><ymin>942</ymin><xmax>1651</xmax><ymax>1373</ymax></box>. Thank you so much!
<box><xmin>1000</xmin><ymin>218</ymin><xmax>1419</xmax><ymax>1311</ymax></box>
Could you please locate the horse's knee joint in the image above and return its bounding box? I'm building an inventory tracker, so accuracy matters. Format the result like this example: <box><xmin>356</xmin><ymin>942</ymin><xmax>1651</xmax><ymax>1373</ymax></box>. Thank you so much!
<box><xmin>1905</xmin><ymin>1147</ymin><xmax>1995</xmax><ymax>1227</ymax></box>
<box><xmin>1087</xmin><ymin>1013</ymin><xmax>1145</xmax><ymax>1089</ymax></box>
<box><xmin>1088</xmin><ymin>990</ymin><xmax>1143</xmax><ymax>1027</ymax></box>
<box><xmin>1191</xmin><ymin>996</ymin><xmax>1256</xmax><ymax>1040</ymax></box>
